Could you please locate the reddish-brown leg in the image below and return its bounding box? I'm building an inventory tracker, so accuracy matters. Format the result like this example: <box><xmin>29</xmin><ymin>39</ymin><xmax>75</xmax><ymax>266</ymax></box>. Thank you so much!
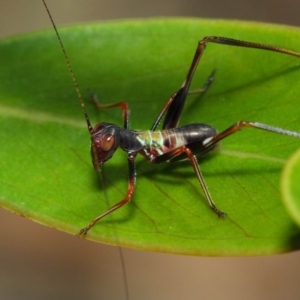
<box><xmin>77</xmin><ymin>153</ymin><xmax>137</xmax><ymax>236</ymax></box>
<box><xmin>153</xmin><ymin>37</ymin><xmax>300</xmax><ymax>131</ymax></box>
<box><xmin>202</xmin><ymin>121</ymin><xmax>300</xmax><ymax>149</ymax></box>
<box><xmin>91</xmin><ymin>92</ymin><xmax>130</xmax><ymax>129</ymax></box>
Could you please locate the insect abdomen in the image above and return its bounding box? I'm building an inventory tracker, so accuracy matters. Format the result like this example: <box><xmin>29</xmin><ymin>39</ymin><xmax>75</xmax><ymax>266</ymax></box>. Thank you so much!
<box><xmin>137</xmin><ymin>123</ymin><xmax>217</xmax><ymax>163</ymax></box>
<box><xmin>174</xmin><ymin>123</ymin><xmax>217</xmax><ymax>146</ymax></box>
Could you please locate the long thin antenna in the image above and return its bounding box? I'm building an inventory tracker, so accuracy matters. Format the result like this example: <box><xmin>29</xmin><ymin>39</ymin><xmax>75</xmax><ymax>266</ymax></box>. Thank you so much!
<box><xmin>42</xmin><ymin>2</ymin><xmax>130</xmax><ymax>298</ymax></box>
<box><xmin>42</xmin><ymin>0</ymin><xmax>94</xmax><ymax>135</ymax></box>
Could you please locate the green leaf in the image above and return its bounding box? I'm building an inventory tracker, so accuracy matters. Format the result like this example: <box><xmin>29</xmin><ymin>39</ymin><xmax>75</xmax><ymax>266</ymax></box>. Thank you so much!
<box><xmin>281</xmin><ymin>148</ymin><xmax>300</xmax><ymax>226</ymax></box>
<box><xmin>1</xmin><ymin>19</ymin><xmax>300</xmax><ymax>255</ymax></box>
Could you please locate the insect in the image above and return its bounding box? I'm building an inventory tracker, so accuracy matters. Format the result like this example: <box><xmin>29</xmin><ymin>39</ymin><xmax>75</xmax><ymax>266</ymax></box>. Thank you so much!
<box><xmin>43</xmin><ymin>0</ymin><xmax>300</xmax><ymax>237</ymax></box>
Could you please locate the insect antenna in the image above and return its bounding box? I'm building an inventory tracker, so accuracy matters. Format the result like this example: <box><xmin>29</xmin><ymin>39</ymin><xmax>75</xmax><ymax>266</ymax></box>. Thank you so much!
<box><xmin>42</xmin><ymin>1</ymin><xmax>130</xmax><ymax>298</ymax></box>
<box><xmin>42</xmin><ymin>0</ymin><xmax>94</xmax><ymax>135</ymax></box>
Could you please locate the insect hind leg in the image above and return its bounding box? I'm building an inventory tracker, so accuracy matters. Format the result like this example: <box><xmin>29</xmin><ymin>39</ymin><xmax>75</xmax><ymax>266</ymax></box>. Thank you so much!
<box><xmin>202</xmin><ymin>120</ymin><xmax>300</xmax><ymax>151</ymax></box>
<box><xmin>151</xmin><ymin>69</ymin><xmax>216</xmax><ymax>131</ymax></box>
<box><xmin>188</xmin><ymin>68</ymin><xmax>216</xmax><ymax>96</ymax></box>
<box><xmin>152</xmin><ymin>35</ymin><xmax>300</xmax><ymax>132</ymax></box>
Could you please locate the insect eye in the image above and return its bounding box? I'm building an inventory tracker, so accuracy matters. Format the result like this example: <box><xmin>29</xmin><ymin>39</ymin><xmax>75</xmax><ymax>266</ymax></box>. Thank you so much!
<box><xmin>102</xmin><ymin>134</ymin><xmax>115</xmax><ymax>151</ymax></box>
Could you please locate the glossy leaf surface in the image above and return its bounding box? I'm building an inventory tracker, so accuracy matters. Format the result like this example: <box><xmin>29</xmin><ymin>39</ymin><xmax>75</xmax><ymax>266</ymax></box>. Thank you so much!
<box><xmin>1</xmin><ymin>19</ymin><xmax>300</xmax><ymax>255</ymax></box>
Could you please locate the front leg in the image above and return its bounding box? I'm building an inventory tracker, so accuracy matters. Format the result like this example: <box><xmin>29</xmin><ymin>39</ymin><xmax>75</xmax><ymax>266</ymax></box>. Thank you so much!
<box><xmin>77</xmin><ymin>152</ymin><xmax>137</xmax><ymax>236</ymax></box>
<box><xmin>90</xmin><ymin>90</ymin><xmax>130</xmax><ymax>129</ymax></box>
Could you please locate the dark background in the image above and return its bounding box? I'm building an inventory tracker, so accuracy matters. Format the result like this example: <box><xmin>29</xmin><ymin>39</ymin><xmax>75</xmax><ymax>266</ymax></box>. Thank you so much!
<box><xmin>1</xmin><ymin>0</ymin><xmax>300</xmax><ymax>299</ymax></box>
